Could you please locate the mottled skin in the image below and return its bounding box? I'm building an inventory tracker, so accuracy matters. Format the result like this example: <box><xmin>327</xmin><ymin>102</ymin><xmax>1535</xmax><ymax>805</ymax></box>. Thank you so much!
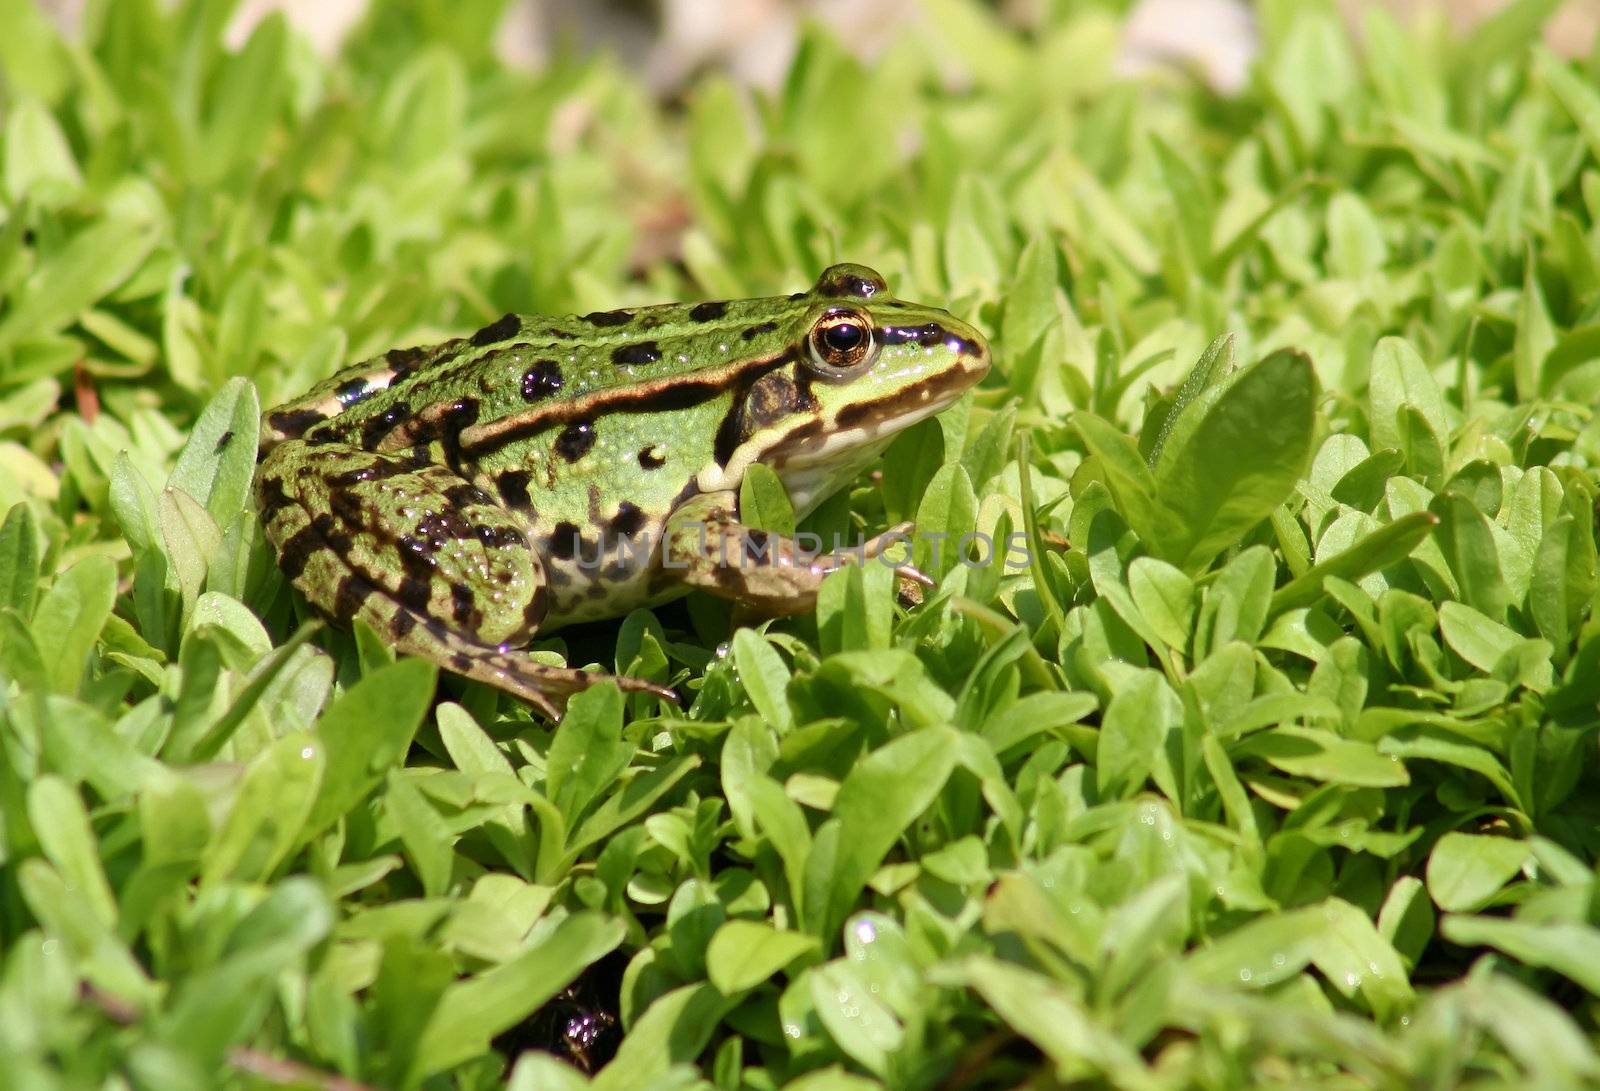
<box><xmin>256</xmin><ymin>264</ymin><xmax>989</xmax><ymax>715</ymax></box>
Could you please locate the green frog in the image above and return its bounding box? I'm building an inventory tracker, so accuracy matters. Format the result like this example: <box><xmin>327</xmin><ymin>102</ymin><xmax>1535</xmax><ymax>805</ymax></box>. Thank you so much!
<box><xmin>256</xmin><ymin>264</ymin><xmax>989</xmax><ymax>716</ymax></box>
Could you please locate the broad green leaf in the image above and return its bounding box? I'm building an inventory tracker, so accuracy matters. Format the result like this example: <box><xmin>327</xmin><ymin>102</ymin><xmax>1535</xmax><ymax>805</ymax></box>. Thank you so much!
<box><xmin>166</xmin><ymin>377</ymin><xmax>260</xmax><ymax>526</ymax></box>
<box><xmin>546</xmin><ymin>681</ymin><xmax>630</xmax><ymax>823</ymax></box>
<box><xmin>199</xmin><ymin>732</ymin><xmax>324</xmax><ymax>887</ymax></box>
<box><xmin>1236</xmin><ymin>726</ymin><xmax>1409</xmax><ymax>787</ymax></box>
<box><xmin>913</xmin><ymin>462</ymin><xmax>978</xmax><ymax>580</ymax></box>
<box><xmin>1537</xmin><ymin>47</ymin><xmax>1600</xmax><ymax>167</ymax></box>
<box><xmin>951</xmin><ymin>956</ymin><xmax>1153</xmax><ymax>1088</ymax></box>
<box><xmin>0</xmin><ymin>501</ymin><xmax>39</xmax><ymax>618</ymax></box>
<box><xmin>1142</xmin><ymin>334</ymin><xmax>1234</xmax><ymax>466</ymax></box>
<box><xmin>27</xmin><ymin>775</ymin><xmax>117</xmax><ymax>927</ymax></box>
<box><xmin>1071</xmin><ymin>411</ymin><xmax>1161</xmax><ymax>547</ymax></box>
<box><xmin>731</xmin><ymin>628</ymin><xmax>793</xmax><ymax>732</ymax></box>
<box><xmin>707</xmin><ymin>920</ymin><xmax>818</xmax><ymax>995</ymax></box>
<box><xmin>1270</xmin><ymin>512</ymin><xmax>1439</xmax><ymax>615</ymax></box>
<box><xmin>410</xmin><ymin>913</ymin><xmax>625</xmax><ymax>1083</ymax></box>
<box><xmin>3</xmin><ymin>97</ymin><xmax>80</xmax><ymax>202</ymax></box>
<box><xmin>1126</xmin><ymin>556</ymin><xmax>1193</xmax><ymax>652</ymax></box>
<box><xmin>30</xmin><ymin>554</ymin><xmax>116</xmax><ymax>695</ymax></box>
<box><xmin>302</xmin><ymin>657</ymin><xmax>437</xmax><ymax>841</ymax></box>
<box><xmin>156</xmin><ymin>879</ymin><xmax>333</xmax><ymax>1067</ymax></box>
<box><xmin>563</xmin><ymin>755</ymin><xmax>701</xmax><ymax>864</ymax></box>
<box><xmin>385</xmin><ymin>769</ymin><xmax>454</xmax><ymax>897</ymax></box>
<box><xmin>1368</xmin><ymin>337</ymin><xmax>1448</xmax><ymax>457</ymax></box>
<box><xmin>1442</xmin><ymin>916</ymin><xmax>1600</xmax><ymax>996</ymax></box>
<box><xmin>1432</xmin><ymin>494</ymin><xmax>1512</xmax><ymax>621</ymax></box>
<box><xmin>1150</xmin><ymin>349</ymin><xmax>1318</xmax><ymax>572</ymax></box>
<box><xmin>804</xmin><ymin>727</ymin><xmax>958</xmax><ymax>939</ymax></box>
<box><xmin>809</xmin><ymin>961</ymin><xmax>902</xmax><ymax>1076</ymax></box>
<box><xmin>592</xmin><ymin>983</ymin><xmax>735</xmax><ymax>1091</ymax></box>
<box><xmin>738</xmin><ymin>461</ymin><xmax>796</xmax><ymax>536</ymax></box>
<box><xmin>1426</xmin><ymin>833</ymin><xmax>1530</xmax><ymax>912</ymax></box>
<box><xmin>1097</xmin><ymin>668</ymin><xmax>1181</xmax><ymax>799</ymax></box>
<box><xmin>0</xmin><ymin>214</ymin><xmax>160</xmax><ymax>352</ymax></box>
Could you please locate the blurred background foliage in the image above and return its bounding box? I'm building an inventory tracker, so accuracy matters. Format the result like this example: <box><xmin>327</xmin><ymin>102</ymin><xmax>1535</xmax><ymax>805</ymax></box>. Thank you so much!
<box><xmin>6</xmin><ymin>0</ymin><xmax>1600</xmax><ymax>1088</ymax></box>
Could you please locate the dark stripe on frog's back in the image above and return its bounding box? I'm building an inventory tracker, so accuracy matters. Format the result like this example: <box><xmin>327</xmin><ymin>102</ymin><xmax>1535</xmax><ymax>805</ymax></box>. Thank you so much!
<box><xmin>289</xmin><ymin>300</ymin><xmax>802</xmax><ymax>454</ymax></box>
<box><xmin>453</xmin><ymin>347</ymin><xmax>795</xmax><ymax>458</ymax></box>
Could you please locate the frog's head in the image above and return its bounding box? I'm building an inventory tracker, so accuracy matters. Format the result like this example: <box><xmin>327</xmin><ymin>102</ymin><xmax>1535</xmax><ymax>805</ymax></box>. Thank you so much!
<box><xmin>713</xmin><ymin>263</ymin><xmax>990</xmax><ymax>515</ymax></box>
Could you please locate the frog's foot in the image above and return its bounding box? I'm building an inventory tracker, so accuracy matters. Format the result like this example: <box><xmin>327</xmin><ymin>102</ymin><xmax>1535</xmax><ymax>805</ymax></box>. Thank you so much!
<box><xmin>257</xmin><ymin>441</ymin><xmax>672</xmax><ymax>717</ymax></box>
<box><xmin>662</xmin><ymin>493</ymin><xmax>931</xmax><ymax>615</ymax></box>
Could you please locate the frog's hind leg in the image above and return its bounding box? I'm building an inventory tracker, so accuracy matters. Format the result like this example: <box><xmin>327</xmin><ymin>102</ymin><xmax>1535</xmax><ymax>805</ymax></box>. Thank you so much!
<box><xmin>257</xmin><ymin>441</ymin><xmax>673</xmax><ymax>717</ymax></box>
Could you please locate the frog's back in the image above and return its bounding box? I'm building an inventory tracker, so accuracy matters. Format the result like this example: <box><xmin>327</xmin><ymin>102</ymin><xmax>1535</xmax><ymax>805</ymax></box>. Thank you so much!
<box><xmin>261</xmin><ymin>297</ymin><xmax>804</xmax><ymax>450</ymax></box>
<box><xmin>257</xmin><ymin>294</ymin><xmax>818</xmax><ymax>627</ymax></box>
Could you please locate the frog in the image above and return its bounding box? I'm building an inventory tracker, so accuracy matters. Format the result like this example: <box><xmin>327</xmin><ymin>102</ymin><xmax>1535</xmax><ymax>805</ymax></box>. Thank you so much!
<box><xmin>255</xmin><ymin>263</ymin><xmax>989</xmax><ymax>717</ymax></box>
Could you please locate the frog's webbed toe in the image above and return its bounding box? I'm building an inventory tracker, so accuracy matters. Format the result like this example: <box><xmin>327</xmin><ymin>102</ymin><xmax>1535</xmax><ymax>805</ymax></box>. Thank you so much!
<box><xmin>257</xmin><ymin>440</ymin><xmax>669</xmax><ymax>717</ymax></box>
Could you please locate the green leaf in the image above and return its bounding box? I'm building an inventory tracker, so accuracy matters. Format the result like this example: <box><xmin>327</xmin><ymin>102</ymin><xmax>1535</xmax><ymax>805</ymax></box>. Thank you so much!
<box><xmin>1142</xmin><ymin>334</ymin><xmax>1233</xmax><ymax>466</ymax></box>
<box><xmin>3</xmin><ymin>97</ymin><xmax>81</xmax><ymax>202</ymax></box>
<box><xmin>384</xmin><ymin>769</ymin><xmax>455</xmax><ymax>897</ymax></box>
<box><xmin>30</xmin><ymin>554</ymin><xmax>116</xmax><ymax>695</ymax></box>
<box><xmin>804</xmin><ymin>727</ymin><xmax>958</xmax><ymax>939</ymax></box>
<box><xmin>302</xmin><ymin>657</ymin><xmax>438</xmax><ymax>841</ymax></box>
<box><xmin>0</xmin><ymin>501</ymin><xmax>39</xmax><ymax>618</ymax></box>
<box><xmin>1442</xmin><ymin>916</ymin><xmax>1600</xmax><ymax>996</ymax></box>
<box><xmin>1236</xmin><ymin>726</ymin><xmax>1409</xmax><ymax>787</ymax></box>
<box><xmin>166</xmin><ymin>377</ymin><xmax>260</xmax><ymax>526</ymax></box>
<box><xmin>27</xmin><ymin>775</ymin><xmax>118</xmax><ymax>927</ymax></box>
<box><xmin>809</xmin><ymin>960</ymin><xmax>902</xmax><ymax>1075</ymax></box>
<box><xmin>563</xmin><ymin>755</ymin><xmax>701</xmax><ymax>865</ymax></box>
<box><xmin>0</xmin><ymin>214</ymin><xmax>160</xmax><ymax>352</ymax></box>
<box><xmin>546</xmin><ymin>681</ymin><xmax>630</xmax><ymax>824</ymax></box>
<box><xmin>738</xmin><ymin>461</ymin><xmax>796</xmax><ymax>536</ymax></box>
<box><xmin>1368</xmin><ymin>337</ymin><xmax>1448</xmax><ymax>458</ymax></box>
<box><xmin>731</xmin><ymin>628</ymin><xmax>793</xmax><ymax>732</ymax></box>
<box><xmin>1438</xmin><ymin>601</ymin><xmax>1539</xmax><ymax>676</ymax></box>
<box><xmin>592</xmin><ymin>983</ymin><xmax>735</xmax><ymax>1091</ymax></box>
<box><xmin>913</xmin><ymin>462</ymin><xmax>978</xmax><ymax>580</ymax></box>
<box><xmin>950</xmin><ymin>956</ymin><xmax>1151</xmax><ymax>1087</ymax></box>
<box><xmin>1537</xmin><ymin>47</ymin><xmax>1600</xmax><ymax>168</ymax></box>
<box><xmin>200</xmin><ymin>732</ymin><xmax>324</xmax><ymax>886</ymax></box>
<box><xmin>1149</xmin><ymin>349</ymin><xmax>1318</xmax><ymax>572</ymax></box>
<box><xmin>410</xmin><ymin>913</ymin><xmax>625</xmax><ymax>1084</ymax></box>
<box><xmin>195</xmin><ymin>14</ymin><xmax>288</xmax><ymax>183</ymax></box>
<box><xmin>1071</xmin><ymin>411</ymin><xmax>1160</xmax><ymax>546</ymax></box>
<box><xmin>1326</xmin><ymin>192</ymin><xmax>1387</xmax><ymax>277</ymax></box>
<box><xmin>1126</xmin><ymin>556</ymin><xmax>1194</xmax><ymax>652</ymax></box>
<box><xmin>1514</xmin><ymin>252</ymin><xmax>1555</xmax><ymax>403</ymax></box>
<box><xmin>1426</xmin><ymin>832</ymin><xmax>1530</xmax><ymax>911</ymax></box>
<box><xmin>707</xmin><ymin>920</ymin><xmax>818</xmax><ymax>995</ymax></box>
<box><xmin>1097</xmin><ymin>669</ymin><xmax>1182</xmax><ymax>799</ymax></box>
<box><xmin>1270</xmin><ymin>512</ymin><xmax>1439</xmax><ymax>615</ymax></box>
<box><xmin>156</xmin><ymin>879</ymin><xmax>333</xmax><ymax>1067</ymax></box>
<box><xmin>1432</xmin><ymin>494</ymin><xmax>1512</xmax><ymax>621</ymax></box>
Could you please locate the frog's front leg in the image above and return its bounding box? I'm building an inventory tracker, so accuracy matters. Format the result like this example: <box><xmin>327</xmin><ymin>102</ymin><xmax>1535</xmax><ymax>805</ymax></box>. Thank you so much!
<box><xmin>660</xmin><ymin>490</ymin><xmax>930</xmax><ymax>615</ymax></box>
<box><xmin>257</xmin><ymin>441</ymin><xmax>672</xmax><ymax>717</ymax></box>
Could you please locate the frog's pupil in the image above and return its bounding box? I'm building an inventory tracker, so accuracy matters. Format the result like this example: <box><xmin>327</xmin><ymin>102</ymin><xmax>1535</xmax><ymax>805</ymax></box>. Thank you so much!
<box><xmin>824</xmin><ymin>323</ymin><xmax>863</xmax><ymax>353</ymax></box>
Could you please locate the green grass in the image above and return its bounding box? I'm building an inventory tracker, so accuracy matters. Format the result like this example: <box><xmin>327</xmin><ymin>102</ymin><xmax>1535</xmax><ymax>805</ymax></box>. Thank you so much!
<box><xmin>4</xmin><ymin>0</ymin><xmax>1600</xmax><ymax>1086</ymax></box>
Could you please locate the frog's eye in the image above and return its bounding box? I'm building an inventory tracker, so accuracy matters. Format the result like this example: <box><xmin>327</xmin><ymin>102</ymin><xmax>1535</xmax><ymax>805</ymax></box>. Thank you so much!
<box><xmin>805</xmin><ymin>308</ymin><xmax>877</xmax><ymax>378</ymax></box>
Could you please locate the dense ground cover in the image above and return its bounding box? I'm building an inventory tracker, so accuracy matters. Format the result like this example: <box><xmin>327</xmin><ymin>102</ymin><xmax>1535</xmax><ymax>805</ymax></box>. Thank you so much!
<box><xmin>4</xmin><ymin>0</ymin><xmax>1600</xmax><ymax>1086</ymax></box>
